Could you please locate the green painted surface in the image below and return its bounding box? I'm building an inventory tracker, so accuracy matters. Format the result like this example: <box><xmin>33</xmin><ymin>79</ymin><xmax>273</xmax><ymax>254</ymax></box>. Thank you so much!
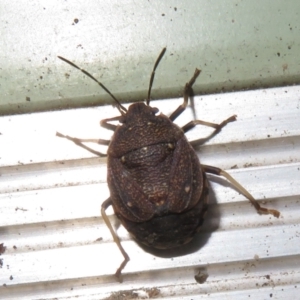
<box><xmin>1</xmin><ymin>1</ymin><xmax>300</xmax><ymax>115</ymax></box>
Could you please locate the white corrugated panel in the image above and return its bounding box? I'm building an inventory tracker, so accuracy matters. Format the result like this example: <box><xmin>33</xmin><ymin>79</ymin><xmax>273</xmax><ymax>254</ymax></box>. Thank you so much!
<box><xmin>0</xmin><ymin>85</ymin><xmax>299</xmax><ymax>299</ymax></box>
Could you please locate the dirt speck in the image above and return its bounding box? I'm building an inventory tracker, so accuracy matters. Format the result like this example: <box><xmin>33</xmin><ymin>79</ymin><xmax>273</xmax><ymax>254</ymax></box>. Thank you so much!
<box><xmin>195</xmin><ymin>268</ymin><xmax>209</xmax><ymax>284</ymax></box>
<box><xmin>0</xmin><ymin>244</ymin><xmax>6</xmax><ymax>255</ymax></box>
<box><xmin>73</xmin><ymin>18</ymin><xmax>79</xmax><ymax>25</ymax></box>
<box><xmin>105</xmin><ymin>287</ymin><xmax>160</xmax><ymax>300</ymax></box>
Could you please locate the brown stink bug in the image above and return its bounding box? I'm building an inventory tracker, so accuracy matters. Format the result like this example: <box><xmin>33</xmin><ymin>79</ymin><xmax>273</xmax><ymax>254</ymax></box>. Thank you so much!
<box><xmin>56</xmin><ymin>48</ymin><xmax>280</xmax><ymax>282</ymax></box>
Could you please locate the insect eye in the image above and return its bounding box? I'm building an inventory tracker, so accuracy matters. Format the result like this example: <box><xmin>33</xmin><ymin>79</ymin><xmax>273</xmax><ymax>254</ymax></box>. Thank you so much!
<box><xmin>119</xmin><ymin>115</ymin><xmax>126</xmax><ymax>123</ymax></box>
<box><xmin>151</xmin><ymin>107</ymin><xmax>159</xmax><ymax>115</ymax></box>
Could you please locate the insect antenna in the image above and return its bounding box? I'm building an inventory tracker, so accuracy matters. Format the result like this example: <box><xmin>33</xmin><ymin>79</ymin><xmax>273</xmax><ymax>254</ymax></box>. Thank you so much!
<box><xmin>146</xmin><ymin>47</ymin><xmax>167</xmax><ymax>106</ymax></box>
<box><xmin>58</xmin><ymin>56</ymin><xmax>127</xmax><ymax>115</ymax></box>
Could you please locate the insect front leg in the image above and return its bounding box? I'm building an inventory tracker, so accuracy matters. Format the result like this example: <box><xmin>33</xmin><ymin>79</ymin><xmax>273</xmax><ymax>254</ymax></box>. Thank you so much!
<box><xmin>202</xmin><ymin>164</ymin><xmax>280</xmax><ymax>218</ymax></box>
<box><xmin>101</xmin><ymin>198</ymin><xmax>130</xmax><ymax>282</ymax></box>
<box><xmin>169</xmin><ymin>68</ymin><xmax>201</xmax><ymax>122</ymax></box>
<box><xmin>100</xmin><ymin>115</ymin><xmax>122</xmax><ymax>131</ymax></box>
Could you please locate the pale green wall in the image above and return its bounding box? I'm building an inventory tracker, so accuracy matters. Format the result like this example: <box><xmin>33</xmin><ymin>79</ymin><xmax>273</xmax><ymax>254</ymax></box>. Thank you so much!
<box><xmin>1</xmin><ymin>1</ymin><xmax>300</xmax><ymax>115</ymax></box>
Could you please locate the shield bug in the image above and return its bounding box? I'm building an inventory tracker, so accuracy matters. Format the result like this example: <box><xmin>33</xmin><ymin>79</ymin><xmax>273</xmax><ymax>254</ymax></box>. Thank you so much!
<box><xmin>56</xmin><ymin>48</ymin><xmax>280</xmax><ymax>282</ymax></box>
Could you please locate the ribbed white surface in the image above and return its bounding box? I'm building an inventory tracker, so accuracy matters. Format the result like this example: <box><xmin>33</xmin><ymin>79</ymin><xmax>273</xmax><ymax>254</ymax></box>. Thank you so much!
<box><xmin>0</xmin><ymin>85</ymin><xmax>299</xmax><ymax>299</ymax></box>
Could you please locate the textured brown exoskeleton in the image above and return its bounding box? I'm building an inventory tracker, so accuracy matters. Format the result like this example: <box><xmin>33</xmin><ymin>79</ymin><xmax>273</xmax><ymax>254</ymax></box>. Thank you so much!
<box><xmin>56</xmin><ymin>48</ymin><xmax>280</xmax><ymax>282</ymax></box>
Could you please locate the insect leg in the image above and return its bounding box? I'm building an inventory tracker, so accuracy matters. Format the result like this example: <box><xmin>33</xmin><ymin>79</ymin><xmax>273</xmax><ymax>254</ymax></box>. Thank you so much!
<box><xmin>183</xmin><ymin>115</ymin><xmax>237</xmax><ymax>147</ymax></box>
<box><xmin>100</xmin><ymin>115</ymin><xmax>123</xmax><ymax>131</ymax></box>
<box><xmin>182</xmin><ymin>115</ymin><xmax>236</xmax><ymax>133</ymax></box>
<box><xmin>169</xmin><ymin>68</ymin><xmax>201</xmax><ymax>121</ymax></box>
<box><xmin>202</xmin><ymin>164</ymin><xmax>280</xmax><ymax>218</ymax></box>
<box><xmin>56</xmin><ymin>132</ymin><xmax>109</xmax><ymax>157</ymax></box>
<box><xmin>101</xmin><ymin>198</ymin><xmax>130</xmax><ymax>282</ymax></box>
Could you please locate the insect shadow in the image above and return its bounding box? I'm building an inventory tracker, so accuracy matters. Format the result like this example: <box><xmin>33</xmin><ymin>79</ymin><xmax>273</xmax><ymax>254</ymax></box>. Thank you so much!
<box><xmin>57</xmin><ymin>48</ymin><xmax>280</xmax><ymax>282</ymax></box>
<box><xmin>136</xmin><ymin>184</ymin><xmax>220</xmax><ymax>258</ymax></box>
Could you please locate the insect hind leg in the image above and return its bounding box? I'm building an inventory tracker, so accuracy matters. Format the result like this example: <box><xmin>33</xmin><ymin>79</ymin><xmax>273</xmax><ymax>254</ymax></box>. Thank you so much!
<box><xmin>202</xmin><ymin>164</ymin><xmax>280</xmax><ymax>218</ymax></box>
<box><xmin>101</xmin><ymin>198</ymin><xmax>130</xmax><ymax>282</ymax></box>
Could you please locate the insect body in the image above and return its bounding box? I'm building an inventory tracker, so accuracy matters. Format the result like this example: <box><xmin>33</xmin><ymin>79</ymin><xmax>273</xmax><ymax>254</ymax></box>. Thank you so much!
<box><xmin>57</xmin><ymin>48</ymin><xmax>280</xmax><ymax>282</ymax></box>
<box><xmin>107</xmin><ymin>101</ymin><xmax>208</xmax><ymax>250</ymax></box>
